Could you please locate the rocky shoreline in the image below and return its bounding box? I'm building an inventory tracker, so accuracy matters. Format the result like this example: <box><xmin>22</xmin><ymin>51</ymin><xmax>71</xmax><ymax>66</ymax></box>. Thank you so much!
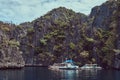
<box><xmin>0</xmin><ymin>63</ymin><xmax>119</xmax><ymax>70</ymax></box>
<box><xmin>0</xmin><ymin>63</ymin><xmax>25</xmax><ymax>69</ymax></box>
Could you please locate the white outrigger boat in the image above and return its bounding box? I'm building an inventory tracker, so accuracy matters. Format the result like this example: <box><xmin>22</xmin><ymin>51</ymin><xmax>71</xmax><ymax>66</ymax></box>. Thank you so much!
<box><xmin>49</xmin><ymin>60</ymin><xmax>79</xmax><ymax>70</ymax></box>
<box><xmin>80</xmin><ymin>64</ymin><xmax>102</xmax><ymax>70</ymax></box>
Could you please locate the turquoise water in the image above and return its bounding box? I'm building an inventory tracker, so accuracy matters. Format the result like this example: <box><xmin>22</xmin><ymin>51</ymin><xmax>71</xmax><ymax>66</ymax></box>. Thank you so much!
<box><xmin>0</xmin><ymin>67</ymin><xmax>120</xmax><ymax>80</ymax></box>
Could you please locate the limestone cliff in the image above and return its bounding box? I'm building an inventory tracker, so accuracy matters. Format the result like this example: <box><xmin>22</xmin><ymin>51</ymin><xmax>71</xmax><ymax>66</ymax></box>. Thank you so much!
<box><xmin>0</xmin><ymin>0</ymin><xmax>119</xmax><ymax>69</ymax></box>
<box><xmin>0</xmin><ymin>22</ymin><xmax>25</xmax><ymax>69</ymax></box>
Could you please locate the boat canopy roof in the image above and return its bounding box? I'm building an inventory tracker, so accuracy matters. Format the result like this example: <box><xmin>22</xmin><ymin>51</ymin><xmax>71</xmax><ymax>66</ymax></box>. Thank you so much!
<box><xmin>65</xmin><ymin>60</ymin><xmax>73</xmax><ymax>63</ymax></box>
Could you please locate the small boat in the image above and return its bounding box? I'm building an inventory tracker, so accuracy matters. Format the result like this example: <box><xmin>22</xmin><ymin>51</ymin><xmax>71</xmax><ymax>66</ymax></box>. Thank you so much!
<box><xmin>80</xmin><ymin>64</ymin><xmax>102</xmax><ymax>70</ymax></box>
<box><xmin>49</xmin><ymin>60</ymin><xmax>79</xmax><ymax>70</ymax></box>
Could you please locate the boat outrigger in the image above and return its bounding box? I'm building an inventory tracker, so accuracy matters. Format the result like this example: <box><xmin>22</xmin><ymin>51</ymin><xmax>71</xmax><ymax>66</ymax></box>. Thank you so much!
<box><xmin>49</xmin><ymin>59</ymin><xmax>79</xmax><ymax>70</ymax></box>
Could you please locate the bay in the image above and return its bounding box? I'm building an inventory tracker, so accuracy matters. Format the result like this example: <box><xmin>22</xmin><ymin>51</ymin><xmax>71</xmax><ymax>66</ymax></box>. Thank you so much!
<box><xmin>0</xmin><ymin>67</ymin><xmax>120</xmax><ymax>80</ymax></box>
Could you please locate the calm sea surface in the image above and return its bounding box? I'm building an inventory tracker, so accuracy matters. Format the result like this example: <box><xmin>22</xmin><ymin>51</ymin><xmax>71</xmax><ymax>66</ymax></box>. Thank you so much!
<box><xmin>0</xmin><ymin>67</ymin><xmax>120</xmax><ymax>80</ymax></box>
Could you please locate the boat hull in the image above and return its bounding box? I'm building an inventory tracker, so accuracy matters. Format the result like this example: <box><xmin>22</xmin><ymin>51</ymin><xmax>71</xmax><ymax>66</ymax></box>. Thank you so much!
<box><xmin>80</xmin><ymin>64</ymin><xmax>102</xmax><ymax>70</ymax></box>
<box><xmin>59</xmin><ymin>67</ymin><xmax>79</xmax><ymax>70</ymax></box>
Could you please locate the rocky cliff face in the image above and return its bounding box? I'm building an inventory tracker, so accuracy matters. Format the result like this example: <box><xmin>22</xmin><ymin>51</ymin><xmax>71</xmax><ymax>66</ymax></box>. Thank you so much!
<box><xmin>0</xmin><ymin>22</ymin><xmax>25</xmax><ymax>68</ymax></box>
<box><xmin>15</xmin><ymin>1</ymin><xmax>119</xmax><ymax>69</ymax></box>
<box><xmin>114</xmin><ymin>0</ymin><xmax>120</xmax><ymax>69</ymax></box>
<box><xmin>89</xmin><ymin>0</ymin><xmax>119</xmax><ymax>69</ymax></box>
<box><xmin>89</xmin><ymin>1</ymin><xmax>117</xmax><ymax>30</ymax></box>
<box><xmin>19</xmin><ymin>7</ymin><xmax>88</xmax><ymax>66</ymax></box>
<box><xmin>0</xmin><ymin>1</ymin><xmax>119</xmax><ymax>69</ymax></box>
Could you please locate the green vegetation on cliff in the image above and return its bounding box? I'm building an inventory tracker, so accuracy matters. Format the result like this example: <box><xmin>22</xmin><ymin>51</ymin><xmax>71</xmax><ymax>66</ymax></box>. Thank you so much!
<box><xmin>0</xmin><ymin>0</ymin><xmax>119</xmax><ymax>69</ymax></box>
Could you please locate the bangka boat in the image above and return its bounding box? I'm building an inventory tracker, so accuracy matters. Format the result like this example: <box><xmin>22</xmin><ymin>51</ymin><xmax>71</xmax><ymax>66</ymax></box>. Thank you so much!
<box><xmin>49</xmin><ymin>60</ymin><xmax>79</xmax><ymax>70</ymax></box>
<box><xmin>80</xmin><ymin>64</ymin><xmax>102</xmax><ymax>70</ymax></box>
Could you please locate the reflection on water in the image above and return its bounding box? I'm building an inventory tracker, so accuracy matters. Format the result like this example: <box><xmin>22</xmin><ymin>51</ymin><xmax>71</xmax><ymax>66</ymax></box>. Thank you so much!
<box><xmin>0</xmin><ymin>67</ymin><xmax>120</xmax><ymax>80</ymax></box>
<box><xmin>80</xmin><ymin>70</ymin><xmax>100</xmax><ymax>80</ymax></box>
<box><xmin>51</xmin><ymin>69</ymin><xmax>100</xmax><ymax>80</ymax></box>
<box><xmin>51</xmin><ymin>70</ymin><xmax>79</xmax><ymax>80</ymax></box>
<box><xmin>0</xmin><ymin>69</ymin><xmax>24</xmax><ymax>80</ymax></box>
